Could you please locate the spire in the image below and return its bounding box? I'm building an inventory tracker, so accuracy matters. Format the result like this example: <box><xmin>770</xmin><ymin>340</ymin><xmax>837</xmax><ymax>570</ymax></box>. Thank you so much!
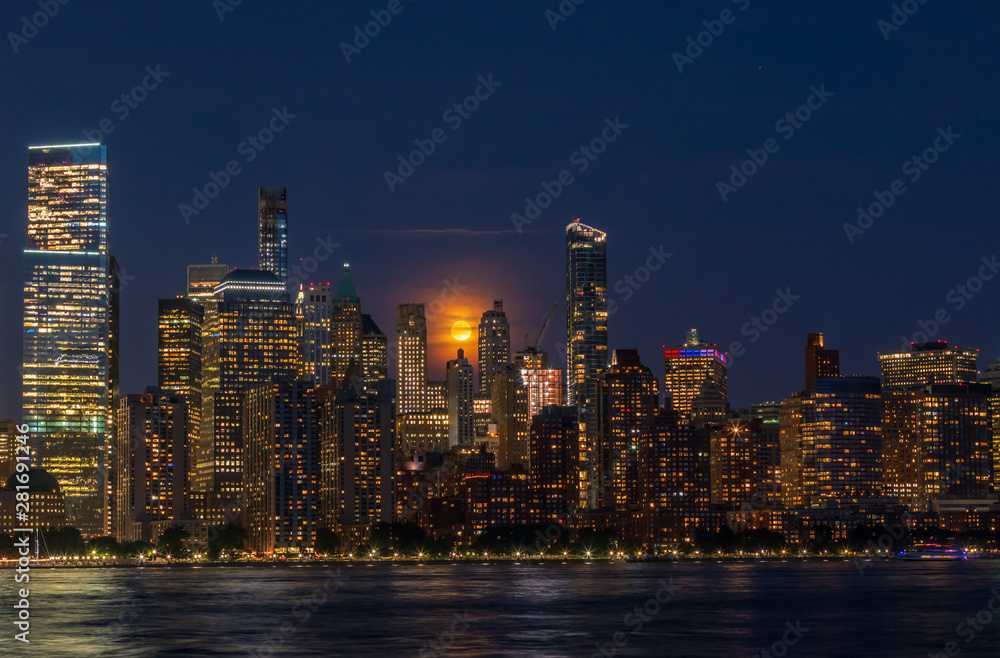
<box><xmin>335</xmin><ymin>261</ymin><xmax>359</xmax><ymax>302</ymax></box>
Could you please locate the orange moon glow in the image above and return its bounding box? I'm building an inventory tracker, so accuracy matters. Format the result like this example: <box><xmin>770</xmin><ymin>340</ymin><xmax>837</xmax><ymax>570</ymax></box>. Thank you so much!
<box><xmin>451</xmin><ymin>320</ymin><xmax>472</xmax><ymax>341</ymax></box>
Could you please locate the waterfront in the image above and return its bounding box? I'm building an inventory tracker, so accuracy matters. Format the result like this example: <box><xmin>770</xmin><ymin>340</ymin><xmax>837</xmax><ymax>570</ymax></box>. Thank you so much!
<box><xmin>4</xmin><ymin>560</ymin><xmax>1000</xmax><ymax>656</ymax></box>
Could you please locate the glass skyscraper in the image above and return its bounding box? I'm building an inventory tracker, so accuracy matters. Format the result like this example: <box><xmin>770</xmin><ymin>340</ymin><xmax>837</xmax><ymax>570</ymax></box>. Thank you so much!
<box><xmin>258</xmin><ymin>187</ymin><xmax>288</xmax><ymax>286</ymax></box>
<box><xmin>566</xmin><ymin>220</ymin><xmax>608</xmax><ymax>509</ymax></box>
<box><xmin>23</xmin><ymin>143</ymin><xmax>113</xmax><ymax>534</ymax></box>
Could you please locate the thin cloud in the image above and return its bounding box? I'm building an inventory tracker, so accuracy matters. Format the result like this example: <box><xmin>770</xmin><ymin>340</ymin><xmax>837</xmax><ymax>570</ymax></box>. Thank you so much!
<box><xmin>342</xmin><ymin>228</ymin><xmax>545</xmax><ymax>237</ymax></box>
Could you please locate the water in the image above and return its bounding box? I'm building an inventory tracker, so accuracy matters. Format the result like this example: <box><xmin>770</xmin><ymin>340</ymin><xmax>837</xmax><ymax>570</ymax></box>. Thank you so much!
<box><xmin>6</xmin><ymin>560</ymin><xmax>1000</xmax><ymax>657</ymax></box>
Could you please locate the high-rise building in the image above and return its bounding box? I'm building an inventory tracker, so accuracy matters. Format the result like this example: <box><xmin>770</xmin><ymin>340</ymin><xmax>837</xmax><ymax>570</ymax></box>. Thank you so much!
<box><xmin>596</xmin><ymin>349</ymin><xmax>658</xmax><ymax>511</ymax></box>
<box><xmin>396</xmin><ymin>304</ymin><xmax>428</xmax><ymax>415</ymax></box>
<box><xmin>23</xmin><ymin>143</ymin><xmax>113</xmax><ymax>534</ymax></box>
<box><xmin>741</xmin><ymin>402</ymin><xmax>781</xmax><ymax>508</ymax></box>
<box><xmin>447</xmin><ymin>349</ymin><xmax>475</xmax><ymax>447</ymax></box>
<box><xmin>318</xmin><ymin>378</ymin><xmax>395</xmax><ymax>545</ymax></box>
<box><xmin>878</xmin><ymin>341</ymin><xmax>978</xmax><ymax>390</ymax></box>
<box><xmin>158</xmin><ymin>298</ymin><xmax>203</xmax><ymax>490</ymax></box>
<box><xmin>361</xmin><ymin>314</ymin><xmax>388</xmax><ymax>387</ymax></box>
<box><xmin>243</xmin><ymin>380</ymin><xmax>320</xmax><ymax>554</ymax></box>
<box><xmin>113</xmin><ymin>389</ymin><xmax>189</xmax><ymax>542</ymax></box>
<box><xmin>331</xmin><ymin>263</ymin><xmax>363</xmax><ymax>388</ymax></box>
<box><xmin>710</xmin><ymin>418</ymin><xmax>769</xmax><ymax>508</ymax></box>
<box><xmin>529</xmin><ymin>406</ymin><xmax>578</xmax><ymax>527</ymax></box>
<box><xmin>478</xmin><ymin>301</ymin><xmax>510</xmax><ymax>397</ymax></box>
<box><xmin>0</xmin><ymin>421</ymin><xmax>20</xmax><ymax>482</ymax></box>
<box><xmin>663</xmin><ymin>329</ymin><xmax>728</xmax><ymax>423</ymax></box>
<box><xmin>258</xmin><ymin>187</ymin><xmax>288</xmax><ymax>286</ymax></box>
<box><xmin>296</xmin><ymin>283</ymin><xmax>332</xmax><ymax>386</ymax></box>
<box><xmin>187</xmin><ymin>259</ymin><xmax>229</xmax><ymax>300</ymax></box>
<box><xmin>778</xmin><ymin>396</ymin><xmax>805</xmax><ymax>509</ymax></box>
<box><xmin>492</xmin><ymin>364</ymin><xmax>530</xmax><ymax>471</ymax></box>
<box><xmin>980</xmin><ymin>360</ymin><xmax>1000</xmax><ymax>490</ymax></box>
<box><xmin>920</xmin><ymin>384</ymin><xmax>992</xmax><ymax>503</ymax></box>
<box><xmin>514</xmin><ymin>346</ymin><xmax>563</xmax><ymax>420</ymax></box>
<box><xmin>565</xmin><ymin>220</ymin><xmax>608</xmax><ymax>509</ymax></box>
<box><xmin>804</xmin><ymin>333</ymin><xmax>840</xmax><ymax>391</ymax></box>
<box><xmin>396</xmin><ymin>412</ymin><xmax>450</xmax><ymax>458</ymax></box>
<box><xmin>201</xmin><ymin>271</ymin><xmax>299</xmax><ymax>509</ymax></box>
<box><xmin>881</xmin><ymin>390</ymin><xmax>924</xmax><ymax>507</ymax></box>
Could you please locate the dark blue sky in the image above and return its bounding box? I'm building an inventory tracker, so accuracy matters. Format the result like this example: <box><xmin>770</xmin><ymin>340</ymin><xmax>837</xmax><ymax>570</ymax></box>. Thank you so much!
<box><xmin>2</xmin><ymin>1</ymin><xmax>998</xmax><ymax>418</ymax></box>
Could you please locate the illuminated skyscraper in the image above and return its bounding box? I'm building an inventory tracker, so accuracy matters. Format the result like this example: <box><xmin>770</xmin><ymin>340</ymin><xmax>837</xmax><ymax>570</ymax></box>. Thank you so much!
<box><xmin>244</xmin><ymin>379</ymin><xmax>320</xmax><ymax>554</ymax></box>
<box><xmin>478</xmin><ymin>301</ymin><xmax>510</xmax><ymax>397</ymax></box>
<box><xmin>296</xmin><ymin>283</ymin><xmax>332</xmax><ymax>386</ymax></box>
<box><xmin>596</xmin><ymin>349</ymin><xmax>658</xmax><ymax>511</ymax></box>
<box><xmin>396</xmin><ymin>304</ymin><xmax>428</xmax><ymax>415</ymax></box>
<box><xmin>514</xmin><ymin>345</ymin><xmax>563</xmax><ymax>420</ymax></box>
<box><xmin>878</xmin><ymin>341</ymin><xmax>978</xmax><ymax>390</ymax></box>
<box><xmin>805</xmin><ymin>333</ymin><xmax>840</xmax><ymax>391</ymax></box>
<box><xmin>187</xmin><ymin>258</ymin><xmax>229</xmax><ymax>300</ymax></box>
<box><xmin>529</xmin><ymin>406</ymin><xmax>578</xmax><ymax>527</ymax></box>
<box><xmin>361</xmin><ymin>314</ymin><xmax>388</xmax><ymax>387</ymax></box>
<box><xmin>663</xmin><ymin>329</ymin><xmax>728</xmax><ymax>423</ymax></box>
<box><xmin>566</xmin><ymin>220</ymin><xmax>608</xmax><ymax>509</ymax></box>
<box><xmin>158</xmin><ymin>298</ymin><xmax>203</xmax><ymax>491</ymax></box>
<box><xmin>23</xmin><ymin>143</ymin><xmax>113</xmax><ymax>534</ymax></box>
<box><xmin>258</xmin><ymin>187</ymin><xmax>288</xmax><ymax>285</ymax></box>
<box><xmin>331</xmin><ymin>263</ymin><xmax>363</xmax><ymax>388</ymax></box>
<box><xmin>980</xmin><ymin>360</ymin><xmax>1000</xmax><ymax>490</ymax></box>
<box><xmin>447</xmin><ymin>349</ymin><xmax>475</xmax><ymax>446</ymax></box>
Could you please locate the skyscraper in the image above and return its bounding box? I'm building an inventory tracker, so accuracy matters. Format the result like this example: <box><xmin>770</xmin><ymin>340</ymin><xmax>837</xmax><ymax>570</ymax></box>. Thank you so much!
<box><xmin>158</xmin><ymin>298</ymin><xmax>203</xmax><ymax>491</ymax></box>
<box><xmin>23</xmin><ymin>143</ymin><xmax>113</xmax><ymax>534</ymax></box>
<box><xmin>331</xmin><ymin>263</ymin><xmax>363</xmax><ymax>388</ymax></box>
<box><xmin>878</xmin><ymin>341</ymin><xmax>978</xmax><ymax>390</ymax></box>
<box><xmin>566</xmin><ymin>220</ymin><xmax>608</xmax><ymax>509</ymax></box>
<box><xmin>514</xmin><ymin>345</ymin><xmax>563</xmax><ymax>420</ymax></box>
<box><xmin>361</xmin><ymin>314</ymin><xmax>388</xmax><ymax>388</ymax></box>
<box><xmin>980</xmin><ymin>360</ymin><xmax>1000</xmax><ymax>490</ymax></box>
<box><xmin>663</xmin><ymin>329</ymin><xmax>728</xmax><ymax>423</ymax></box>
<box><xmin>478</xmin><ymin>300</ymin><xmax>510</xmax><ymax>397</ymax></box>
<box><xmin>804</xmin><ymin>333</ymin><xmax>840</xmax><ymax>391</ymax></box>
<box><xmin>296</xmin><ymin>283</ymin><xmax>332</xmax><ymax>386</ymax></box>
<box><xmin>447</xmin><ymin>349</ymin><xmax>475</xmax><ymax>447</ymax></box>
<box><xmin>596</xmin><ymin>349</ymin><xmax>658</xmax><ymax>511</ymax></box>
<box><xmin>492</xmin><ymin>363</ymin><xmax>530</xmax><ymax>471</ymax></box>
<box><xmin>396</xmin><ymin>304</ymin><xmax>428</xmax><ymax>415</ymax></box>
<box><xmin>529</xmin><ymin>406</ymin><xmax>578</xmax><ymax>527</ymax></box>
<box><xmin>187</xmin><ymin>259</ymin><xmax>229</xmax><ymax>300</ymax></box>
<box><xmin>258</xmin><ymin>187</ymin><xmax>288</xmax><ymax>286</ymax></box>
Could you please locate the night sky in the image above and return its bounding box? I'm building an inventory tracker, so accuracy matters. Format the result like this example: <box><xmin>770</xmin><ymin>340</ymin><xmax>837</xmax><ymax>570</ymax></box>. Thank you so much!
<box><xmin>2</xmin><ymin>1</ymin><xmax>998</xmax><ymax>420</ymax></box>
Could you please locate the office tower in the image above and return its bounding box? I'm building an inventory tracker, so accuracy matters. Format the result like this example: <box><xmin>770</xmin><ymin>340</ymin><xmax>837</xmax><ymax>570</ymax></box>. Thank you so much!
<box><xmin>565</xmin><ymin>220</ymin><xmax>608</xmax><ymax>509</ymax></box>
<box><xmin>447</xmin><ymin>349</ymin><xmax>475</xmax><ymax>446</ymax></box>
<box><xmin>529</xmin><ymin>406</ymin><xmax>578</xmax><ymax>527</ymax></box>
<box><xmin>258</xmin><ymin>187</ymin><xmax>288</xmax><ymax>286</ymax></box>
<box><xmin>640</xmin><ymin>408</ymin><xmax>712</xmax><ymax>548</ymax></box>
<box><xmin>778</xmin><ymin>396</ymin><xmax>805</xmax><ymax>509</ymax></box>
<box><xmin>878</xmin><ymin>341</ymin><xmax>978</xmax><ymax>390</ymax></box>
<box><xmin>596</xmin><ymin>349</ymin><xmax>658</xmax><ymax>511</ymax></box>
<box><xmin>741</xmin><ymin>402</ymin><xmax>781</xmax><ymax>507</ymax></box>
<box><xmin>515</xmin><ymin>345</ymin><xmax>563</xmax><ymax>420</ymax></box>
<box><xmin>0</xmin><ymin>469</ymin><xmax>67</xmax><ymax>533</ymax></box>
<box><xmin>113</xmin><ymin>389</ymin><xmax>189</xmax><ymax>542</ymax></box>
<box><xmin>921</xmin><ymin>383</ymin><xmax>992</xmax><ymax>501</ymax></box>
<box><xmin>23</xmin><ymin>143</ymin><xmax>113</xmax><ymax>534</ymax></box>
<box><xmin>104</xmin><ymin>256</ymin><xmax>121</xmax><ymax>535</ymax></box>
<box><xmin>663</xmin><ymin>329</ymin><xmax>728</xmax><ymax>423</ymax></box>
<box><xmin>330</xmin><ymin>263</ymin><xmax>363</xmax><ymax>388</ymax></box>
<box><xmin>318</xmin><ymin>377</ymin><xmax>395</xmax><ymax>545</ymax></box>
<box><xmin>465</xmin><ymin>471</ymin><xmax>529</xmax><ymax>537</ymax></box>
<box><xmin>0</xmin><ymin>421</ymin><xmax>19</xmax><ymax>481</ymax></box>
<box><xmin>296</xmin><ymin>283</ymin><xmax>332</xmax><ymax>386</ymax></box>
<box><xmin>492</xmin><ymin>363</ymin><xmax>530</xmax><ymax>471</ymax></box>
<box><xmin>361</xmin><ymin>315</ymin><xmax>388</xmax><ymax>387</ymax></box>
<box><xmin>396</xmin><ymin>304</ymin><xmax>428</xmax><ymax>415</ymax></box>
<box><xmin>881</xmin><ymin>390</ymin><xmax>924</xmax><ymax>506</ymax></box>
<box><xmin>158</xmin><ymin>298</ymin><xmax>203</xmax><ymax>489</ymax></box>
<box><xmin>710</xmin><ymin>418</ymin><xmax>769</xmax><ymax>507</ymax></box>
<box><xmin>981</xmin><ymin>360</ymin><xmax>1000</xmax><ymax>489</ymax></box>
<box><xmin>801</xmin><ymin>377</ymin><xmax>883</xmax><ymax>507</ymax></box>
<box><xmin>478</xmin><ymin>300</ymin><xmax>510</xmax><ymax>397</ymax></box>
<box><xmin>244</xmin><ymin>380</ymin><xmax>320</xmax><ymax>554</ymax></box>
<box><xmin>690</xmin><ymin>382</ymin><xmax>728</xmax><ymax>429</ymax></box>
<box><xmin>187</xmin><ymin>259</ymin><xmax>229</xmax><ymax>300</ymax></box>
<box><xmin>202</xmin><ymin>270</ymin><xmax>299</xmax><ymax>507</ymax></box>
<box><xmin>396</xmin><ymin>412</ymin><xmax>450</xmax><ymax>458</ymax></box>
<box><xmin>804</xmin><ymin>333</ymin><xmax>840</xmax><ymax>391</ymax></box>
<box><xmin>428</xmin><ymin>381</ymin><xmax>447</xmax><ymax>411</ymax></box>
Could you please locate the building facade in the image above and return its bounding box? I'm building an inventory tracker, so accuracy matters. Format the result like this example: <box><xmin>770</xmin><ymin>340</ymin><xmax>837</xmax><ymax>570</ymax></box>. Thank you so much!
<box><xmin>258</xmin><ymin>187</ymin><xmax>288</xmax><ymax>286</ymax></box>
<box><xmin>478</xmin><ymin>300</ymin><xmax>510</xmax><ymax>397</ymax></box>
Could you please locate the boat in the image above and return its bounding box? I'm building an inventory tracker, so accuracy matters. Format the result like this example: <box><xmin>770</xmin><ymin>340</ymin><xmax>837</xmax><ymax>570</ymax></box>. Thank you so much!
<box><xmin>897</xmin><ymin>543</ymin><xmax>968</xmax><ymax>560</ymax></box>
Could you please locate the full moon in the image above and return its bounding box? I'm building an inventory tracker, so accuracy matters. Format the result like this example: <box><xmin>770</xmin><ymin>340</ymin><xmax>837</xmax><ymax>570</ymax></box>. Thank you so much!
<box><xmin>451</xmin><ymin>320</ymin><xmax>472</xmax><ymax>341</ymax></box>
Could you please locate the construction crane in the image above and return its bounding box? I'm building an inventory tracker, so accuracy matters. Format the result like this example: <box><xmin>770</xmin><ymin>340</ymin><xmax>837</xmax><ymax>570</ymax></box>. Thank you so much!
<box><xmin>526</xmin><ymin>302</ymin><xmax>558</xmax><ymax>350</ymax></box>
